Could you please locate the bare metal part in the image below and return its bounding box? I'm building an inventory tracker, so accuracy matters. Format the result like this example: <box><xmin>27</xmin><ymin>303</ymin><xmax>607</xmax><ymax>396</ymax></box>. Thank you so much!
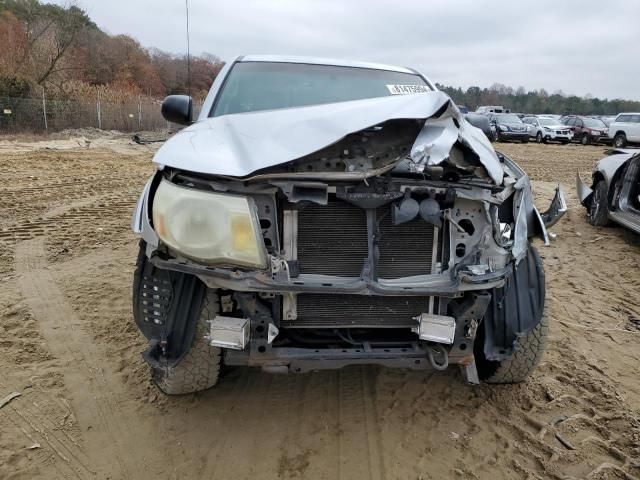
<box><xmin>462</xmin><ymin>359</ymin><xmax>480</xmax><ymax>385</ymax></box>
<box><xmin>444</xmin><ymin>210</ymin><xmax>466</xmax><ymax>233</ymax></box>
<box><xmin>411</xmin><ymin>314</ymin><xmax>456</xmax><ymax>344</ymax></box>
<box><xmin>427</xmin><ymin>344</ymin><xmax>449</xmax><ymax>371</ymax></box>
<box><xmin>267</xmin><ymin>323</ymin><xmax>279</xmax><ymax>344</ymax></box>
<box><xmin>206</xmin><ymin>316</ymin><xmax>250</xmax><ymax>350</ymax></box>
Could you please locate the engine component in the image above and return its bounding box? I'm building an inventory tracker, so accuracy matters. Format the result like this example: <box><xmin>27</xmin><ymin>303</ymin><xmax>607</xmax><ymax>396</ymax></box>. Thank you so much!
<box><xmin>419</xmin><ymin>198</ymin><xmax>443</xmax><ymax>228</ymax></box>
<box><xmin>392</xmin><ymin>195</ymin><xmax>420</xmax><ymax>225</ymax></box>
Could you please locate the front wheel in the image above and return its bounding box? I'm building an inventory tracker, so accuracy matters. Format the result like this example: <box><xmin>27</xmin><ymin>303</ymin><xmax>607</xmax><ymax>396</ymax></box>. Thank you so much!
<box><xmin>613</xmin><ymin>133</ymin><xmax>627</xmax><ymax>148</ymax></box>
<box><xmin>588</xmin><ymin>180</ymin><xmax>610</xmax><ymax>227</ymax></box>
<box><xmin>581</xmin><ymin>134</ymin><xmax>590</xmax><ymax>145</ymax></box>
<box><xmin>536</xmin><ymin>132</ymin><xmax>543</xmax><ymax>143</ymax></box>
<box><xmin>479</xmin><ymin>313</ymin><xmax>548</xmax><ymax>384</ymax></box>
<box><xmin>152</xmin><ymin>289</ymin><xmax>223</xmax><ymax>395</ymax></box>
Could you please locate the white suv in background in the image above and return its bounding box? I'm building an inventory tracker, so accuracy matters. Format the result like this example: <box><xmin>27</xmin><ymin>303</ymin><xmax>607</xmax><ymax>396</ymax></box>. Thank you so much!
<box><xmin>523</xmin><ymin>116</ymin><xmax>573</xmax><ymax>144</ymax></box>
<box><xmin>608</xmin><ymin>113</ymin><xmax>640</xmax><ymax>147</ymax></box>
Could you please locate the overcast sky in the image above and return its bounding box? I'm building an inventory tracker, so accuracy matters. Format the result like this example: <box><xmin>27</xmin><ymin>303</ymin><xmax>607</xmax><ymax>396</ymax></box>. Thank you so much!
<box><xmin>50</xmin><ymin>0</ymin><xmax>640</xmax><ymax>100</ymax></box>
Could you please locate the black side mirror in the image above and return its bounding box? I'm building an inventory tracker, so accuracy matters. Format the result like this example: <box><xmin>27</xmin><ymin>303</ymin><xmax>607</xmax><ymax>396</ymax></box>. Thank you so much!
<box><xmin>161</xmin><ymin>95</ymin><xmax>193</xmax><ymax>125</ymax></box>
<box><xmin>464</xmin><ymin>113</ymin><xmax>492</xmax><ymax>136</ymax></box>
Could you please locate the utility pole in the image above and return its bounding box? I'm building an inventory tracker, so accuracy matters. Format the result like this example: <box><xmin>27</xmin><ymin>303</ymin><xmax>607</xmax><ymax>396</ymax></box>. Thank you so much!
<box><xmin>97</xmin><ymin>91</ymin><xmax>102</xmax><ymax>129</ymax></box>
<box><xmin>41</xmin><ymin>86</ymin><xmax>48</xmax><ymax>134</ymax></box>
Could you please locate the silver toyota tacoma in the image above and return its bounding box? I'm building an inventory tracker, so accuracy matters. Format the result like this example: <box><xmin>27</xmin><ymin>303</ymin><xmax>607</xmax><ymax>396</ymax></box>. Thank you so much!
<box><xmin>131</xmin><ymin>55</ymin><xmax>566</xmax><ymax>394</ymax></box>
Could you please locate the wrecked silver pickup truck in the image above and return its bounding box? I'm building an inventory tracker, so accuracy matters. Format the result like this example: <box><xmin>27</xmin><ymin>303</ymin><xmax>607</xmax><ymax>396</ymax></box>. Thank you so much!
<box><xmin>131</xmin><ymin>55</ymin><xmax>566</xmax><ymax>394</ymax></box>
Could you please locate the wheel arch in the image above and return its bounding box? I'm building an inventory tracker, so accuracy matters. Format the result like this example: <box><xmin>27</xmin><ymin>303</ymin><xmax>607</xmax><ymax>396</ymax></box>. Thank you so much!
<box><xmin>479</xmin><ymin>244</ymin><xmax>545</xmax><ymax>362</ymax></box>
<box><xmin>132</xmin><ymin>240</ymin><xmax>207</xmax><ymax>368</ymax></box>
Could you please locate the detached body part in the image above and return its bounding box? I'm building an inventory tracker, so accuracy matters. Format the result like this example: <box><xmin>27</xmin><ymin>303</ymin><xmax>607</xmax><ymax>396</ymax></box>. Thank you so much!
<box><xmin>577</xmin><ymin>148</ymin><xmax>640</xmax><ymax>234</ymax></box>
<box><xmin>131</xmin><ymin>56</ymin><xmax>566</xmax><ymax>394</ymax></box>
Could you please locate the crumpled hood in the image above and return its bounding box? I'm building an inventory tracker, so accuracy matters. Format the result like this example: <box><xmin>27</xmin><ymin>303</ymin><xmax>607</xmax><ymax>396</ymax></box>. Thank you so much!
<box><xmin>154</xmin><ymin>91</ymin><xmax>504</xmax><ymax>184</ymax></box>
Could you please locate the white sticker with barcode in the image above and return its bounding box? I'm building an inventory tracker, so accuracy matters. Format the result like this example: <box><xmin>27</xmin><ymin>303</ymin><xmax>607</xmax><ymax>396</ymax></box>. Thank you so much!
<box><xmin>386</xmin><ymin>84</ymin><xmax>430</xmax><ymax>95</ymax></box>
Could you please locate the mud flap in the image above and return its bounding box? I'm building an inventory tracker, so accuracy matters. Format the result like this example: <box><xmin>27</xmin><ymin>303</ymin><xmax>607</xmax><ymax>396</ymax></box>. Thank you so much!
<box><xmin>481</xmin><ymin>245</ymin><xmax>545</xmax><ymax>361</ymax></box>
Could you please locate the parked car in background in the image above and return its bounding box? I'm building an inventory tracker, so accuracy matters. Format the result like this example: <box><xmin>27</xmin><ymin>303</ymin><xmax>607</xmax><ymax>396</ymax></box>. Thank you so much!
<box><xmin>577</xmin><ymin>148</ymin><xmax>640</xmax><ymax>235</ymax></box>
<box><xmin>523</xmin><ymin>116</ymin><xmax>572</xmax><ymax>144</ymax></box>
<box><xmin>457</xmin><ymin>105</ymin><xmax>469</xmax><ymax>114</ymax></box>
<box><xmin>563</xmin><ymin>116</ymin><xmax>609</xmax><ymax>145</ymax></box>
<box><xmin>599</xmin><ymin>116</ymin><xmax>616</xmax><ymax>127</ymax></box>
<box><xmin>476</xmin><ymin>105</ymin><xmax>510</xmax><ymax>114</ymax></box>
<box><xmin>487</xmin><ymin>113</ymin><xmax>530</xmax><ymax>142</ymax></box>
<box><xmin>607</xmin><ymin>113</ymin><xmax>640</xmax><ymax>148</ymax></box>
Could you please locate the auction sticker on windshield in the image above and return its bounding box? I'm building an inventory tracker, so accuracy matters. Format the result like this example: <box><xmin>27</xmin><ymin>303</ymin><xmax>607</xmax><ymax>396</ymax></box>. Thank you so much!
<box><xmin>386</xmin><ymin>84</ymin><xmax>430</xmax><ymax>95</ymax></box>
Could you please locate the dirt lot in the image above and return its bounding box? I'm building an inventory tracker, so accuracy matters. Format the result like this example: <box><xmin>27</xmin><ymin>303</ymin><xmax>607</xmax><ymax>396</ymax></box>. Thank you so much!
<box><xmin>0</xmin><ymin>135</ymin><xmax>639</xmax><ymax>480</ymax></box>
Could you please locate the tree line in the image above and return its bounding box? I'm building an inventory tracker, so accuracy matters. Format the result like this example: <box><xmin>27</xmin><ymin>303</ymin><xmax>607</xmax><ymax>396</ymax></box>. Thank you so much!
<box><xmin>1</xmin><ymin>0</ymin><xmax>639</xmax><ymax>115</ymax></box>
<box><xmin>0</xmin><ymin>0</ymin><xmax>223</xmax><ymax>101</ymax></box>
<box><xmin>437</xmin><ymin>83</ymin><xmax>640</xmax><ymax>116</ymax></box>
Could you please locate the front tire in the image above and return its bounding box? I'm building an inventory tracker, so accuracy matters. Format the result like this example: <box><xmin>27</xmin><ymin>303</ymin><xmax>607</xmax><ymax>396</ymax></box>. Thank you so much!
<box><xmin>581</xmin><ymin>134</ymin><xmax>590</xmax><ymax>145</ymax></box>
<box><xmin>588</xmin><ymin>180</ymin><xmax>610</xmax><ymax>227</ymax></box>
<box><xmin>152</xmin><ymin>289</ymin><xmax>222</xmax><ymax>395</ymax></box>
<box><xmin>480</xmin><ymin>313</ymin><xmax>548</xmax><ymax>384</ymax></box>
<box><xmin>536</xmin><ymin>132</ymin><xmax>543</xmax><ymax>143</ymax></box>
<box><xmin>613</xmin><ymin>133</ymin><xmax>627</xmax><ymax>148</ymax></box>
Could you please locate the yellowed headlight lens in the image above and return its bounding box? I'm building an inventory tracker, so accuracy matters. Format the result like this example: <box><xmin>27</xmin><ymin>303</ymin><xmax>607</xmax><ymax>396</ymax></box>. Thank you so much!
<box><xmin>152</xmin><ymin>179</ymin><xmax>267</xmax><ymax>268</ymax></box>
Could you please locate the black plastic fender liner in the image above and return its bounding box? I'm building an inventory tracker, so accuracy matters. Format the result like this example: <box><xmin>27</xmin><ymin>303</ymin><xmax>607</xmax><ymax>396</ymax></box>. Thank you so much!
<box><xmin>482</xmin><ymin>244</ymin><xmax>545</xmax><ymax>361</ymax></box>
<box><xmin>132</xmin><ymin>240</ymin><xmax>206</xmax><ymax>368</ymax></box>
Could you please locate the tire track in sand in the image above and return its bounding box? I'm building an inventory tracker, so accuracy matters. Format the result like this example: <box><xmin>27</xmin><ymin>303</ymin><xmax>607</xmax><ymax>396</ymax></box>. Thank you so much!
<box><xmin>15</xmin><ymin>238</ymin><xmax>145</xmax><ymax>479</ymax></box>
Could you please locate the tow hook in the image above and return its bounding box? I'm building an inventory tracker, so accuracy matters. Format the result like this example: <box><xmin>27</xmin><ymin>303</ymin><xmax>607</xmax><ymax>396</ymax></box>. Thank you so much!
<box><xmin>427</xmin><ymin>344</ymin><xmax>449</xmax><ymax>371</ymax></box>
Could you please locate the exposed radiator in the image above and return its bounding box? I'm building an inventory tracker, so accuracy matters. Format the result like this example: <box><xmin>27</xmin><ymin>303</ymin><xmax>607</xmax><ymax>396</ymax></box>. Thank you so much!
<box><xmin>296</xmin><ymin>200</ymin><xmax>368</xmax><ymax>276</ymax></box>
<box><xmin>284</xmin><ymin>294</ymin><xmax>431</xmax><ymax>328</ymax></box>
<box><xmin>376</xmin><ymin>207</ymin><xmax>436</xmax><ymax>279</ymax></box>
<box><xmin>294</xmin><ymin>199</ymin><xmax>438</xmax><ymax>278</ymax></box>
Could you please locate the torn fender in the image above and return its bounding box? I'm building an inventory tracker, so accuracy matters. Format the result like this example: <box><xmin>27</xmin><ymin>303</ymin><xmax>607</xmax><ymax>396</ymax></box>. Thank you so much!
<box><xmin>539</xmin><ymin>184</ymin><xmax>567</xmax><ymax>228</ymax></box>
<box><xmin>576</xmin><ymin>172</ymin><xmax>593</xmax><ymax>205</ymax></box>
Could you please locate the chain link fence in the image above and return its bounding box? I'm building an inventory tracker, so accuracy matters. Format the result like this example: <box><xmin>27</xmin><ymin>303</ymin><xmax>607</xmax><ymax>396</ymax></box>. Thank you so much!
<box><xmin>0</xmin><ymin>96</ymin><xmax>204</xmax><ymax>134</ymax></box>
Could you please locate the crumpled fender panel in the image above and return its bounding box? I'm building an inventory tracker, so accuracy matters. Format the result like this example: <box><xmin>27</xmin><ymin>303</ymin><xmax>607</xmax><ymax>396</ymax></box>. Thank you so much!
<box><xmin>482</xmin><ymin>245</ymin><xmax>545</xmax><ymax>361</ymax></box>
<box><xmin>132</xmin><ymin>240</ymin><xmax>205</xmax><ymax>367</ymax></box>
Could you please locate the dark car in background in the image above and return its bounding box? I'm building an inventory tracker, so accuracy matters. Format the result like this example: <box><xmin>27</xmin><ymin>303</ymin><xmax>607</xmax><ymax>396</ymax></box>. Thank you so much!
<box><xmin>563</xmin><ymin>116</ymin><xmax>609</xmax><ymax>145</ymax></box>
<box><xmin>487</xmin><ymin>113</ymin><xmax>530</xmax><ymax>143</ymax></box>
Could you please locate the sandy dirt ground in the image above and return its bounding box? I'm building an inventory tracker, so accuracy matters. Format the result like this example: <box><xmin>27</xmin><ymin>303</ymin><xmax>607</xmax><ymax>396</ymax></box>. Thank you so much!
<box><xmin>0</xmin><ymin>134</ymin><xmax>639</xmax><ymax>480</ymax></box>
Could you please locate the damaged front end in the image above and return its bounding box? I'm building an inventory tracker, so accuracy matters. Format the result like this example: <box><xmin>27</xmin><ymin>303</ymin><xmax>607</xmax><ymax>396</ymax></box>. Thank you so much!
<box><xmin>132</xmin><ymin>92</ymin><xmax>564</xmax><ymax>382</ymax></box>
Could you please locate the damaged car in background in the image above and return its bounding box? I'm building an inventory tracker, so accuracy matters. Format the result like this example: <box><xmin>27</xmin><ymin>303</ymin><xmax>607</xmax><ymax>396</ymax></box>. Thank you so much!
<box><xmin>131</xmin><ymin>55</ymin><xmax>566</xmax><ymax>394</ymax></box>
<box><xmin>577</xmin><ymin>148</ymin><xmax>640</xmax><ymax>235</ymax></box>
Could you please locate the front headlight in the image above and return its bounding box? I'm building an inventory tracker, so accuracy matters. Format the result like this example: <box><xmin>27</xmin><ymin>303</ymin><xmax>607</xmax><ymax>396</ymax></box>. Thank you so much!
<box><xmin>152</xmin><ymin>179</ymin><xmax>267</xmax><ymax>269</ymax></box>
<box><xmin>543</xmin><ymin>127</ymin><xmax>552</xmax><ymax>132</ymax></box>
<box><xmin>499</xmin><ymin>125</ymin><xmax>508</xmax><ymax>131</ymax></box>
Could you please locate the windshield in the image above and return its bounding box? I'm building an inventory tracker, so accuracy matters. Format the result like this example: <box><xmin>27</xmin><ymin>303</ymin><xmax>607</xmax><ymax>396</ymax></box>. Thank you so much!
<box><xmin>583</xmin><ymin>118</ymin><xmax>606</xmax><ymax>128</ymax></box>
<box><xmin>496</xmin><ymin>114</ymin><xmax>522</xmax><ymax>123</ymax></box>
<box><xmin>538</xmin><ymin>118</ymin><xmax>557</xmax><ymax>126</ymax></box>
<box><xmin>211</xmin><ymin>62</ymin><xmax>430</xmax><ymax>117</ymax></box>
